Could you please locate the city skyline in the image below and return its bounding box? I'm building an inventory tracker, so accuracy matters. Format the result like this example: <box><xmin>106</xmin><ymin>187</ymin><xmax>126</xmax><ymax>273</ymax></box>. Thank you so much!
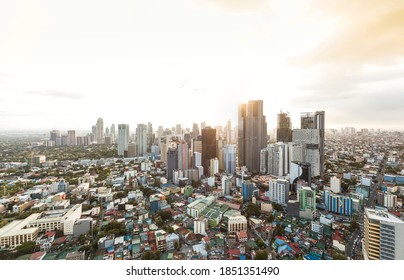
<box><xmin>1</xmin><ymin>1</ymin><xmax>404</xmax><ymax>131</ymax></box>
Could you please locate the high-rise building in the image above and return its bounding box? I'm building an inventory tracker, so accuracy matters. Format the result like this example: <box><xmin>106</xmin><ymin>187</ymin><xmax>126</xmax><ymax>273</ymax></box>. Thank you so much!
<box><xmin>266</xmin><ymin>178</ymin><xmax>289</xmax><ymax>205</ymax></box>
<box><xmin>117</xmin><ymin>124</ymin><xmax>129</xmax><ymax>157</ymax></box>
<box><xmin>209</xmin><ymin>158</ymin><xmax>219</xmax><ymax>177</ymax></box>
<box><xmin>292</xmin><ymin>129</ymin><xmax>320</xmax><ymax>177</ymax></box>
<box><xmin>260</xmin><ymin>142</ymin><xmax>289</xmax><ymax>176</ymax></box>
<box><xmin>364</xmin><ymin>208</ymin><xmax>404</xmax><ymax>260</ymax></box>
<box><xmin>222</xmin><ymin>175</ymin><xmax>232</xmax><ymax>195</ymax></box>
<box><xmin>67</xmin><ymin>130</ymin><xmax>76</xmax><ymax>146</ymax></box>
<box><xmin>175</xmin><ymin>124</ymin><xmax>182</xmax><ymax>135</ymax></box>
<box><xmin>277</xmin><ymin>111</ymin><xmax>292</xmax><ymax>142</ymax></box>
<box><xmin>136</xmin><ymin>124</ymin><xmax>147</xmax><ymax>156</ymax></box>
<box><xmin>96</xmin><ymin>118</ymin><xmax>104</xmax><ymax>144</ymax></box>
<box><xmin>110</xmin><ymin>124</ymin><xmax>116</xmax><ymax>142</ymax></box>
<box><xmin>323</xmin><ymin>190</ymin><xmax>352</xmax><ymax>216</ymax></box>
<box><xmin>178</xmin><ymin>141</ymin><xmax>189</xmax><ymax>172</ymax></box>
<box><xmin>50</xmin><ymin>130</ymin><xmax>60</xmax><ymax>146</ymax></box>
<box><xmin>193</xmin><ymin>152</ymin><xmax>202</xmax><ymax>167</ymax></box>
<box><xmin>330</xmin><ymin>176</ymin><xmax>341</xmax><ymax>193</ymax></box>
<box><xmin>300</xmin><ymin>111</ymin><xmax>325</xmax><ymax>176</ymax></box>
<box><xmin>147</xmin><ymin>122</ymin><xmax>153</xmax><ymax>153</ymax></box>
<box><xmin>224</xmin><ymin>144</ymin><xmax>236</xmax><ymax>175</ymax></box>
<box><xmin>241</xmin><ymin>182</ymin><xmax>258</xmax><ymax>203</ymax></box>
<box><xmin>192</xmin><ymin>123</ymin><xmax>200</xmax><ymax>139</ymax></box>
<box><xmin>238</xmin><ymin>100</ymin><xmax>267</xmax><ymax>172</ymax></box>
<box><xmin>202</xmin><ymin>127</ymin><xmax>217</xmax><ymax>176</ymax></box>
<box><xmin>298</xmin><ymin>186</ymin><xmax>316</xmax><ymax>220</ymax></box>
<box><xmin>91</xmin><ymin>125</ymin><xmax>97</xmax><ymax>142</ymax></box>
<box><xmin>167</xmin><ymin>147</ymin><xmax>178</xmax><ymax>182</ymax></box>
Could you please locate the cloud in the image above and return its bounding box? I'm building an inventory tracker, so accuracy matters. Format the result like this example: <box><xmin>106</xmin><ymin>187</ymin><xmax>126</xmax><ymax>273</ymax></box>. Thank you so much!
<box><xmin>25</xmin><ymin>90</ymin><xmax>85</xmax><ymax>100</ymax></box>
<box><xmin>303</xmin><ymin>0</ymin><xmax>404</xmax><ymax>65</ymax></box>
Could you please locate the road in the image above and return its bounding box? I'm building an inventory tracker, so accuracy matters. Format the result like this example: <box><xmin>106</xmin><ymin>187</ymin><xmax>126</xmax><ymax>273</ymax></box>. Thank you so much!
<box><xmin>345</xmin><ymin>229</ymin><xmax>359</xmax><ymax>258</ymax></box>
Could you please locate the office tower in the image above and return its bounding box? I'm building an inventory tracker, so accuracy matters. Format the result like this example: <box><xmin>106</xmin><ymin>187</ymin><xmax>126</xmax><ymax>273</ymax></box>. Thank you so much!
<box><xmin>222</xmin><ymin>175</ymin><xmax>232</xmax><ymax>195</ymax></box>
<box><xmin>192</xmin><ymin>123</ymin><xmax>200</xmax><ymax>139</ymax></box>
<box><xmin>192</xmin><ymin>138</ymin><xmax>202</xmax><ymax>154</ymax></box>
<box><xmin>300</xmin><ymin>111</ymin><xmax>325</xmax><ymax>176</ymax></box>
<box><xmin>91</xmin><ymin>125</ymin><xmax>97</xmax><ymax>142</ymax></box>
<box><xmin>238</xmin><ymin>100</ymin><xmax>267</xmax><ymax>172</ymax></box>
<box><xmin>202</xmin><ymin>127</ymin><xmax>217</xmax><ymax>176</ymax></box>
<box><xmin>96</xmin><ymin>117</ymin><xmax>104</xmax><ymax>144</ymax></box>
<box><xmin>297</xmin><ymin>186</ymin><xmax>316</xmax><ymax>220</ymax></box>
<box><xmin>200</xmin><ymin>122</ymin><xmax>206</xmax><ymax>130</ymax></box>
<box><xmin>209</xmin><ymin>158</ymin><xmax>219</xmax><ymax>176</ymax></box>
<box><xmin>184</xmin><ymin>133</ymin><xmax>192</xmax><ymax>149</ymax></box>
<box><xmin>110</xmin><ymin>124</ymin><xmax>115</xmax><ymax>139</ymax></box>
<box><xmin>105</xmin><ymin>127</ymin><xmax>110</xmax><ymax>137</ymax></box>
<box><xmin>147</xmin><ymin>122</ymin><xmax>153</xmax><ymax>153</ymax></box>
<box><xmin>66</xmin><ymin>130</ymin><xmax>76</xmax><ymax>146</ymax></box>
<box><xmin>136</xmin><ymin>124</ymin><xmax>147</xmax><ymax>156</ymax></box>
<box><xmin>50</xmin><ymin>130</ymin><xmax>60</xmax><ymax>146</ymax></box>
<box><xmin>364</xmin><ymin>208</ymin><xmax>404</xmax><ymax>260</ymax></box>
<box><xmin>292</xmin><ymin>129</ymin><xmax>320</xmax><ymax>177</ymax></box>
<box><xmin>178</xmin><ymin>141</ymin><xmax>189</xmax><ymax>172</ymax></box>
<box><xmin>241</xmin><ymin>182</ymin><xmax>258</xmax><ymax>202</ymax></box>
<box><xmin>288</xmin><ymin>142</ymin><xmax>305</xmax><ymax>169</ymax></box>
<box><xmin>84</xmin><ymin>135</ymin><xmax>90</xmax><ymax>146</ymax></box>
<box><xmin>117</xmin><ymin>124</ymin><xmax>129</xmax><ymax>157</ymax></box>
<box><xmin>224</xmin><ymin>144</ymin><xmax>236</xmax><ymax>175</ymax></box>
<box><xmin>260</xmin><ymin>142</ymin><xmax>288</xmax><ymax>176</ymax></box>
<box><xmin>277</xmin><ymin>111</ymin><xmax>292</xmax><ymax>142</ymax></box>
<box><xmin>167</xmin><ymin>147</ymin><xmax>178</xmax><ymax>182</ymax></box>
<box><xmin>217</xmin><ymin>139</ymin><xmax>224</xmax><ymax>171</ymax></box>
<box><xmin>225</xmin><ymin>120</ymin><xmax>232</xmax><ymax>144</ymax></box>
<box><xmin>60</xmin><ymin>135</ymin><xmax>67</xmax><ymax>146</ymax></box>
<box><xmin>266</xmin><ymin>178</ymin><xmax>289</xmax><ymax>205</ymax></box>
<box><xmin>175</xmin><ymin>124</ymin><xmax>182</xmax><ymax>135</ymax></box>
<box><xmin>104</xmin><ymin>136</ymin><xmax>112</xmax><ymax>146</ymax></box>
<box><xmin>76</xmin><ymin>136</ymin><xmax>83</xmax><ymax>146</ymax></box>
<box><xmin>127</xmin><ymin>143</ymin><xmax>137</xmax><ymax>157</ymax></box>
<box><xmin>193</xmin><ymin>152</ymin><xmax>202</xmax><ymax>167</ymax></box>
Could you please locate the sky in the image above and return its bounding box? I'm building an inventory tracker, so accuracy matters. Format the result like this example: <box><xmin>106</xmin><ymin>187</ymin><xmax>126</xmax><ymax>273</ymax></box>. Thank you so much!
<box><xmin>1</xmin><ymin>0</ymin><xmax>404</xmax><ymax>132</ymax></box>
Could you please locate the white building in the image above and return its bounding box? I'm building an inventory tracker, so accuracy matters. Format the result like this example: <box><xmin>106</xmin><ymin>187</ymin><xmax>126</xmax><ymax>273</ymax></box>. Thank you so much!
<box><xmin>265</xmin><ymin>178</ymin><xmax>289</xmax><ymax>205</ymax></box>
<box><xmin>194</xmin><ymin>218</ymin><xmax>208</xmax><ymax>235</ymax></box>
<box><xmin>209</xmin><ymin>158</ymin><xmax>219</xmax><ymax>177</ymax></box>
<box><xmin>364</xmin><ymin>208</ymin><xmax>404</xmax><ymax>260</ymax></box>
<box><xmin>228</xmin><ymin>215</ymin><xmax>248</xmax><ymax>233</ymax></box>
<box><xmin>330</xmin><ymin>176</ymin><xmax>341</xmax><ymax>194</ymax></box>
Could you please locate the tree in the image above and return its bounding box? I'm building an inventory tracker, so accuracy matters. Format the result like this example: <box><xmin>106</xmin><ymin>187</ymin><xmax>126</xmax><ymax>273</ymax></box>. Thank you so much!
<box><xmin>174</xmin><ymin>240</ymin><xmax>181</xmax><ymax>251</ymax></box>
<box><xmin>255</xmin><ymin>250</ymin><xmax>268</xmax><ymax>260</ymax></box>
<box><xmin>350</xmin><ymin>218</ymin><xmax>359</xmax><ymax>232</ymax></box>
<box><xmin>257</xmin><ymin>239</ymin><xmax>266</xmax><ymax>249</ymax></box>
<box><xmin>266</xmin><ymin>214</ymin><xmax>274</xmax><ymax>223</ymax></box>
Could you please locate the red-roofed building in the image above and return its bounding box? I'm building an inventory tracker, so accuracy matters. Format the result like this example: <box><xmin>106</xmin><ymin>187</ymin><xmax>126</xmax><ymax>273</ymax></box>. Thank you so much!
<box><xmin>29</xmin><ymin>251</ymin><xmax>46</xmax><ymax>260</ymax></box>
<box><xmin>228</xmin><ymin>249</ymin><xmax>240</xmax><ymax>260</ymax></box>
<box><xmin>236</xmin><ymin>230</ymin><xmax>248</xmax><ymax>242</ymax></box>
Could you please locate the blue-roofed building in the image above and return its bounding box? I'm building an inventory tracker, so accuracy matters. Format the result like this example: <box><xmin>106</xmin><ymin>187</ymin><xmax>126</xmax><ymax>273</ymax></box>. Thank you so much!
<box><xmin>304</xmin><ymin>253</ymin><xmax>321</xmax><ymax>260</ymax></box>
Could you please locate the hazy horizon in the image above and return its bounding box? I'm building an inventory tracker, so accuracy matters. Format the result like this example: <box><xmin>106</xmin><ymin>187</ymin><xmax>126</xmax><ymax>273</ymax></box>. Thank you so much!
<box><xmin>1</xmin><ymin>1</ymin><xmax>404</xmax><ymax>131</ymax></box>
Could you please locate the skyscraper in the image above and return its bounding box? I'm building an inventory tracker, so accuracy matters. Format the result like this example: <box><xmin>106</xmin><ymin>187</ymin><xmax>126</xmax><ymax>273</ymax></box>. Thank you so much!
<box><xmin>224</xmin><ymin>144</ymin><xmax>236</xmax><ymax>175</ymax></box>
<box><xmin>167</xmin><ymin>147</ymin><xmax>178</xmax><ymax>182</ymax></box>
<box><xmin>260</xmin><ymin>142</ymin><xmax>289</xmax><ymax>176</ymax></box>
<box><xmin>277</xmin><ymin>111</ymin><xmax>292</xmax><ymax>142</ymax></box>
<box><xmin>300</xmin><ymin>111</ymin><xmax>325</xmax><ymax>176</ymax></box>
<box><xmin>118</xmin><ymin>124</ymin><xmax>129</xmax><ymax>157</ymax></box>
<box><xmin>96</xmin><ymin>118</ymin><xmax>104</xmax><ymax>144</ymax></box>
<box><xmin>67</xmin><ymin>130</ymin><xmax>76</xmax><ymax>146</ymax></box>
<box><xmin>238</xmin><ymin>100</ymin><xmax>267</xmax><ymax>173</ymax></box>
<box><xmin>201</xmin><ymin>127</ymin><xmax>217</xmax><ymax>176</ymax></box>
<box><xmin>136</xmin><ymin>124</ymin><xmax>147</xmax><ymax>156</ymax></box>
<box><xmin>192</xmin><ymin>123</ymin><xmax>200</xmax><ymax>139</ymax></box>
<box><xmin>147</xmin><ymin>122</ymin><xmax>153</xmax><ymax>153</ymax></box>
<box><xmin>50</xmin><ymin>130</ymin><xmax>60</xmax><ymax>146</ymax></box>
<box><xmin>178</xmin><ymin>141</ymin><xmax>189</xmax><ymax>172</ymax></box>
<box><xmin>292</xmin><ymin>129</ymin><xmax>320</xmax><ymax>177</ymax></box>
<box><xmin>364</xmin><ymin>208</ymin><xmax>404</xmax><ymax>260</ymax></box>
